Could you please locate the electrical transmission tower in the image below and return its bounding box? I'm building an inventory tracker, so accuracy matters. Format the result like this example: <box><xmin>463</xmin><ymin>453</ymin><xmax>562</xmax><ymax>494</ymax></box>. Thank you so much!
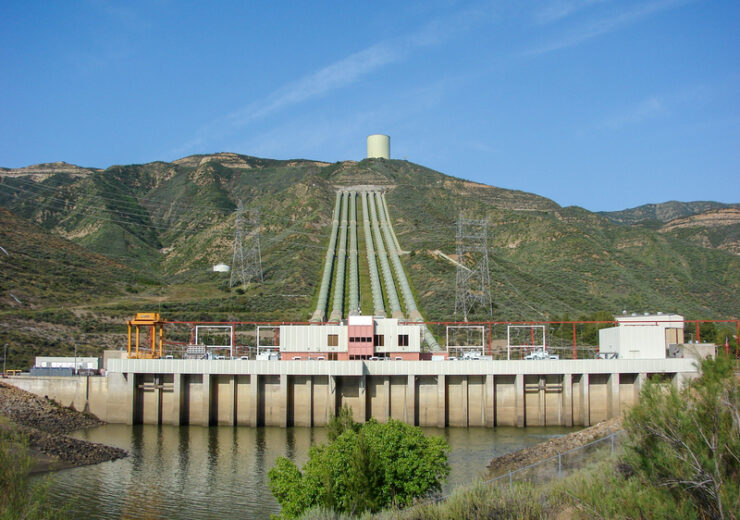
<box><xmin>454</xmin><ymin>212</ymin><xmax>493</xmax><ymax>321</ymax></box>
<box><xmin>229</xmin><ymin>200</ymin><xmax>263</xmax><ymax>287</ymax></box>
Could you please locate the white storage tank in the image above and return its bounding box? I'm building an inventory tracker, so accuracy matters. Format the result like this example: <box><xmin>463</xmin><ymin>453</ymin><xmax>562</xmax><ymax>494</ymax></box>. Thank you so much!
<box><xmin>367</xmin><ymin>134</ymin><xmax>390</xmax><ymax>159</ymax></box>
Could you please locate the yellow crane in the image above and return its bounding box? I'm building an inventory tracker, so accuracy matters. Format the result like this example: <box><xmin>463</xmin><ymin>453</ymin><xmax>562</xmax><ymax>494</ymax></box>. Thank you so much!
<box><xmin>127</xmin><ymin>313</ymin><xmax>165</xmax><ymax>359</ymax></box>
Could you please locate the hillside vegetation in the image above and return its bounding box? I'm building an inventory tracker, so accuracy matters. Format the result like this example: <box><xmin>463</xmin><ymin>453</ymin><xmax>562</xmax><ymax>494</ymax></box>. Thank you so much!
<box><xmin>599</xmin><ymin>200</ymin><xmax>739</xmax><ymax>225</ymax></box>
<box><xmin>0</xmin><ymin>153</ymin><xmax>737</xmax><ymax>366</ymax></box>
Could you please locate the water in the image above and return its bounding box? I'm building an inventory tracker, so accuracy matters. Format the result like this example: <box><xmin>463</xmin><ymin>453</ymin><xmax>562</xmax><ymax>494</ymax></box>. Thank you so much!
<box><xmin>42</xmin><ymin>425</ymin><xmax>576</xmax><ymax>519</ymax></box>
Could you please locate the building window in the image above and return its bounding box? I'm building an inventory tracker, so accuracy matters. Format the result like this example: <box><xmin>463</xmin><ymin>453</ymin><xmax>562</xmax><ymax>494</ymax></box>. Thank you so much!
<box><xmin>328</xmin><ymin>334</ymin><xmax>338</xmax><ymax>347</ymax></box>
<box><xmin>398</xmin><ymin>334</ymin><xmax>409</xmax><ymax>347</ymax></box>
<box><xmin>374</xmin><ymin>334</ymin><xmax>385</xmax><ymax>347</ymax></box>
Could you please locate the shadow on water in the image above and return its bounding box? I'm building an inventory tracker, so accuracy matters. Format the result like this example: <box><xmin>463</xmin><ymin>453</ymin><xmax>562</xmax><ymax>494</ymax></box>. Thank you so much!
<box><xmin>177</xmin><ymin>426</ymin><xmax>190</xmax><ymax>496</ymax></box>
<box><xmin>42</xmin><ymin>424</ymin><xmax>576</xmax><ymax>519</ymax></box>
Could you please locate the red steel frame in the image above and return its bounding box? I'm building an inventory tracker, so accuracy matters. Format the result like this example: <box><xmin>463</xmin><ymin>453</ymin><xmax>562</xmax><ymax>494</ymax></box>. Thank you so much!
<box><xmin>156</xmin><ymin>319</ymin><xmax>740</xmax><ymax>359</ymax></box>
<box><xmin>399</xmin><ymin>319</ymin><xmax>740</xmax><ymax>359</ymax></box>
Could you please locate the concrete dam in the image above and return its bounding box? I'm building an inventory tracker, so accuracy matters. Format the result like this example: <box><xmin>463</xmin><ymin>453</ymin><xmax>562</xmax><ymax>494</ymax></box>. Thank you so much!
<box><xmin>8</xmin><ymin>357</ymin><xmax>698</xmax><ymax>428</ymax></box>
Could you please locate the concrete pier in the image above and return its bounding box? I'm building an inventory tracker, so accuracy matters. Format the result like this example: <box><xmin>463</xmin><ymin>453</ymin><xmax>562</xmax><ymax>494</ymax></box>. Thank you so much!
<box><xmin>7</xmin><ymin>358</ymin><xmax>699</xmax><ymax>428</ymax></box>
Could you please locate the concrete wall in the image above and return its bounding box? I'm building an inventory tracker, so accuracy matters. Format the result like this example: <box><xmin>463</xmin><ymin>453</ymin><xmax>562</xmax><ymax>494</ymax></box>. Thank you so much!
<box><xmin>6</xmin><ymin>358</ymin><xmax>698</xmax><ymax>428</ymax></box>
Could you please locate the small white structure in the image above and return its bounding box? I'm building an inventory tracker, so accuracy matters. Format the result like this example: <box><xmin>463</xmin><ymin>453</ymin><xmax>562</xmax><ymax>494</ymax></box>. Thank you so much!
<box><xmin>35</xmin><ymin>356</ymin><xmax>100</xmax><ymax>370</ymax></box>
<box><xmin>212</xmin><ymin>263</ymin><xmax>230</xmax><ymax>272</ymax></box>
<box><xmin>599</xmin><ymin>313</ymin><xmax>684</xmax><ymax>359</ymax></box>
<box><xmin>367</xmin><ymin>134</ymin><xmax>390</xmax><ymax>159</ymax></box>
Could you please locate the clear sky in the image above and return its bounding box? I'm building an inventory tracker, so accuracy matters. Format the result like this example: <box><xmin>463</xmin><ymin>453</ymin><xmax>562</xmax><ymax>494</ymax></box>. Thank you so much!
<box><xmin>1</xmin><ymin>1</ymin><xmax>738</xmax><ymax>211</ymax></box>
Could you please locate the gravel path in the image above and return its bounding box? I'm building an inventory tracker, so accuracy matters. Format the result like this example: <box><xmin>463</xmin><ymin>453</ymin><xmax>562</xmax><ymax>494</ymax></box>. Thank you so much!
<box><xmin>0</xmin><ymin>381</ymin><xmax>127</xmax><ymax>470</ymax></box>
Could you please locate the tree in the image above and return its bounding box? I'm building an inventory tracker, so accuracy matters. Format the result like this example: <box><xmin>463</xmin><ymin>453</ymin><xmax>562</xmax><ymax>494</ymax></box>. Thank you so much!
<box><xmin>623</xmin><ymin>355</ymin><xmax>739</xmax><ymax>519</ymax></box>
<box><xmin>698</xmin><ymin>321</ymin><xmax>717</xmax><ymax>344</ymax></box>
<box><xmin>578</xmin><ymin>310</ymin><xmax>615</xmax><ymax>346</ymax></box>
<box><xmin>268</xmin><ymin>415</ymin><xmax>450</xmax><ymax>518</ymax></box>
<box><xmin>326</xmin><ymin>405</ymin><xmax>359</xmax><ymax>442</ymax></box>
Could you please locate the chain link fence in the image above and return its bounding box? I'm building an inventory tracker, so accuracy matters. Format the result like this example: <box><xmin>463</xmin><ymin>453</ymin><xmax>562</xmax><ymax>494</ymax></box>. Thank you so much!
<box><xmin>434</xmin><ymin>431</ymin><xmax>623</xmax><ymax>503</ymax></box>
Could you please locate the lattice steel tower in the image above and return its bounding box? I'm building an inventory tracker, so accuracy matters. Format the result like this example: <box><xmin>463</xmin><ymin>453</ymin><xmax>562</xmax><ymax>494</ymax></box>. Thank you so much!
<box><xmin>454</xmin><ymin>212</ymin><xmax>493</xmax><ymax>321</ymax></box>
<box><xmin>229</xmin><ymin>200</ymin><xmax>263</xmax><ymax>287</ymax></box>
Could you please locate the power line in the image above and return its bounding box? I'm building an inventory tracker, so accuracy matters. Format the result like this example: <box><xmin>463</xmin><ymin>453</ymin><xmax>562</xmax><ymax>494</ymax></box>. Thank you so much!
<box><xmin>0</xmin><ymin>178</ymin><xmax>336</xmax><ymax>233</ymax></box>
<box><xmin>0</xmin><ymin>181</ymin><xmax>334</xmax><ymax>239</ymax></box>
<box><xmin>1</xmin><ymin>174</ymin><xmax>236</xmax><ymax>216</ymax></box>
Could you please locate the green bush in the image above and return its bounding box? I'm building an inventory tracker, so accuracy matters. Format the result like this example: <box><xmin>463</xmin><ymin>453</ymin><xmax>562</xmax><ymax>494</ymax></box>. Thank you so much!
<box><xmin>269</xmin><ymin>411</ymin><xmax>449</xmax><ymax>518</ymax></box>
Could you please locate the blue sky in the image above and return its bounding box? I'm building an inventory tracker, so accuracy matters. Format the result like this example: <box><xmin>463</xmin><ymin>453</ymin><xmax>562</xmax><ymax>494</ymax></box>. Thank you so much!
<box><xmin>1</xmin><ymin>0</ymin><xmax>738</xmax><ymax>211</ymax></box>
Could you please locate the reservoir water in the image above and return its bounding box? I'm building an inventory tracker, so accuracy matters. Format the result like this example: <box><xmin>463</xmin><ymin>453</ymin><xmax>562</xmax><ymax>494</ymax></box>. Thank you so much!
<box><xmin>44</xmin><ymin>424</ymin><xmax>575</xmax><ymax>519</ymax></box>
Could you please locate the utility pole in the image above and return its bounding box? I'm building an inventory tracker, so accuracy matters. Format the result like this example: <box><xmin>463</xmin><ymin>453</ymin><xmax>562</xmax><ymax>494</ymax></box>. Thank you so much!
<box><xmin>229</xmin><ymin>200</ymin><xmax>264</xmax><ymax>287</ymax></box>
<box><xmin>454</xmin><ymin>212</ymin><xmax>493</xmax><ymax>322</ymax></box>
<box><xmin>74</xmin><ymin>343</ymin><xmax>77</xmax><ymax>375</ymax></box>
<box><xmin>3</xmin><ymin>344</ymin><xmax>7</xmax><ymax>374</ymax></box>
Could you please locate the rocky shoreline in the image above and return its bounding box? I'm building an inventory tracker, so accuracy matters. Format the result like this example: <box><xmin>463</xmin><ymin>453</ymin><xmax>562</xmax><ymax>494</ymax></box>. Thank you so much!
<box><xmin>0</xmin><ymin>381</ymin><xmax>128</xmax><ymax>472</ymax></box>
<box><xmin>487</xmin><ymin>418</ymin><xmax>623</xmax><ymax>477</ymax></box>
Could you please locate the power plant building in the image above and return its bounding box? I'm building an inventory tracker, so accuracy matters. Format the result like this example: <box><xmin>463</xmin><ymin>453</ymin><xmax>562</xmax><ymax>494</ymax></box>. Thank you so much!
<box><xmin>279</xmin><ymin>316</ymin><xmax>424</xmax><ymax>360</ymax></box>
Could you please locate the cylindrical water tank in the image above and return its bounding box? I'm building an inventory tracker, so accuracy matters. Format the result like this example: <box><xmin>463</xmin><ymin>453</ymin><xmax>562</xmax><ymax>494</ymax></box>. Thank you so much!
<box><xmin>367</xmin><ymin>134</ymin><xmax>390</xmax><ymax>159</ymax></box>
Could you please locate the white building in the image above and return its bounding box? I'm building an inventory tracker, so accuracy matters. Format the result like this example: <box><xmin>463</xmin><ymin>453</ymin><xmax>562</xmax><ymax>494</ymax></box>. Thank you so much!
<box><xmin>599</xmin><ymin>313</ymin><xmax>684</xmax><ymax>359</ymax></box>
<box><xmin>34</xmin><ymin>356</ymin><xmax>100</xmax><ymax>370</ymax></box>
<box><xmin>279</xmin><ymin>317</ymin><xmax>422</xmax><ymax>360</ymax></box>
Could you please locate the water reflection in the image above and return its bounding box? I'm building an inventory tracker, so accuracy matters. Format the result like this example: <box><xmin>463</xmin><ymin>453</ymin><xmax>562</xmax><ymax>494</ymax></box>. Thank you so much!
<box><xmin>43</xmin><ymin>425</ymin><xmax>575</xmax><ymax>519</ymax></box>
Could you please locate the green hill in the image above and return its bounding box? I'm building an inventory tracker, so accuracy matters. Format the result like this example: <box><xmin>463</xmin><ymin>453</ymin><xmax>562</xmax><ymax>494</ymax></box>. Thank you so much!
<box><xmin>0</xmin><ymin>153</ymin><xmax>737</xmax><ymax>367</ymax></box>
<box><xmin>0</xmin><ymin>208</ymin><xmax>132</xmax><ymax>306</ymax></box>
<box><xmin>599</xmin><ymin>200</ymin><xmax>739</xmax><ymax>225</ymax></box>
<box><xmin>653</xmin><ymin>208</ymin><xmax>740</xmax><ymax>256</ymax></box>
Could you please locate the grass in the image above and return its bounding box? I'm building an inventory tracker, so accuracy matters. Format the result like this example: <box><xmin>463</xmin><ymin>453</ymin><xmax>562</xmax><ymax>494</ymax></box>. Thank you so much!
<box><xmin>296</xmin><ymin>455</ymin><xmax>700</xmax><ymax>520</ymax></box>
<box><xmin>0</xmin><ymin>420</ymin><xmax>69</xmax><ymax>519</ymax></box>
<box><xmin>356</xmin><ymin>202</ymin><xmax>375</xmax><ymax>315</ymax></box>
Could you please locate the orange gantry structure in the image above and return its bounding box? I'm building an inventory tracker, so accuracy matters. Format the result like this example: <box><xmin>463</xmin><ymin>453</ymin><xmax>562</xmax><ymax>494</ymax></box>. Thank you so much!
<box><xmin>127</xmin><ymin>312</ymin><xmax>165</xmax><ymax>359</ymax></box>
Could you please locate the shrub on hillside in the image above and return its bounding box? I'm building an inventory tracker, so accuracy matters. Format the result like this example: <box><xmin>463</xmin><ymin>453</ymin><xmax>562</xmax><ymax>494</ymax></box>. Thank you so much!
<box><xmin>623</xmin><ymin>355</ymin><xmax>739</xmax><ymax>519</ymax></box>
